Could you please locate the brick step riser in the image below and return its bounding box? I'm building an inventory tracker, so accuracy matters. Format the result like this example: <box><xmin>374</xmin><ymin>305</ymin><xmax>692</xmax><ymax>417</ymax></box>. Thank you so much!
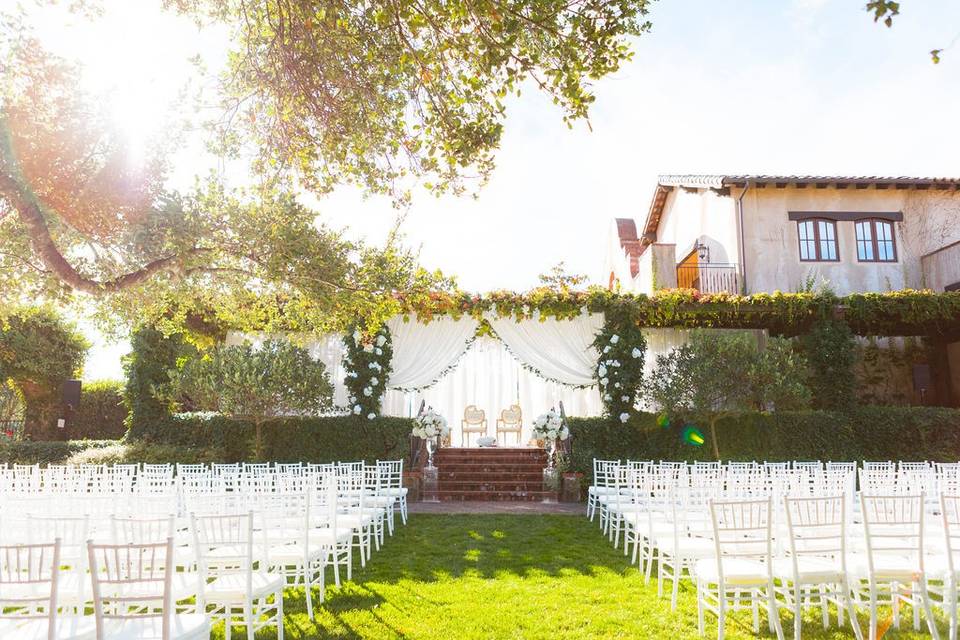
<box><xmin>436</xmin><ymin>492</ymin><xmax>558</xmax><ymax>502</ymax></box>
<box><xmin>437</xmin><ymin>467</ymin><xmax>543</xmax><ymax>478</ymax></box>
<box><xmin>437</xmin><ymin>457</ymin><xmax>547</xmax><ymax>465</ymax></box>
<box><xmin>439</xmin><ymin>481</ymin><xmax>545</xmax><ymax>489</ymax></box>
<box><xmin>437</xmin><ymin>450</ymin><xmax>545</xmax><ymax>458</ymax></box>
<box><xmin>438</xmin><ymin>472</ymin><xmax>544</xmax><ymax>482</ymax></box>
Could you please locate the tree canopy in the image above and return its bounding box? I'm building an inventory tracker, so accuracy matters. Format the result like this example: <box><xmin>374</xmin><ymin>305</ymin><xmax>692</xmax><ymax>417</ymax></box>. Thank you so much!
<box><xmin>0</xmin><ymin>0</ymin><xmax>651</xmax><ymax>330</ymax></box>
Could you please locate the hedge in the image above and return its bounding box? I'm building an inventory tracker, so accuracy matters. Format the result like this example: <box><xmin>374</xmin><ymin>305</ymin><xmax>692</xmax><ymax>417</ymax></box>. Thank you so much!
<box><xmin>0</xmin><ymin>440</ymin><xmax>117</xmax><ymax>465</ymax></box>
<box><xmin>137</xmin><ymin>414</ymin><xmax>416</xmax><ymax>464</ymax></box>
<box><xmin>568</xmin><ymin>406</ymin><xmax>960</xmax><ymax>481</ymax></box>
<box><xmin>71</xmin><ymin>380</ymin><xmax>127</xmax><ymax>440</ymax></box>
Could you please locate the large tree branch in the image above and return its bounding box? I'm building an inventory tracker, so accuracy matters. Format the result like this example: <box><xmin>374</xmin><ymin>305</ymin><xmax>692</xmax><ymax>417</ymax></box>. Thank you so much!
<box><xmin>0</xmin><ymin>170</ymin><xmax>217</xmax><ymax>295</ymax></box>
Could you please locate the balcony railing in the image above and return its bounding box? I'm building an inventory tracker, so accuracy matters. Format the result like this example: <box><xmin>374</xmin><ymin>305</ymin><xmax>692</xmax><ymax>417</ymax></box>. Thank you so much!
<box><xmin>676</xmin><ymin>263</ymin><xmax>741</xmax><ymax>294</ymax></box>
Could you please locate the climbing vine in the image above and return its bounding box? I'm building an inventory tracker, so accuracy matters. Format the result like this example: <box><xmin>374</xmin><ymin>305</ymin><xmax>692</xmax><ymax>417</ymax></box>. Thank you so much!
<box><xmin>592</xmin><ymin>310</ymin><xmax>646</xmax><ymax>422</ymax></box>
<box><xmin>343</xmin><ymin>324</ymin><xmax>393</xmax><ymax>419</ymax></box>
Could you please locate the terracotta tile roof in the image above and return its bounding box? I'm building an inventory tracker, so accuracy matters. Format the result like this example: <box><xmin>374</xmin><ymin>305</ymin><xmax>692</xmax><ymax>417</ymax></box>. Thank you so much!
<box><xmin>640</xmin><ymin>174</ymin><xmax>960</xmax><ymax>252</ymax></box>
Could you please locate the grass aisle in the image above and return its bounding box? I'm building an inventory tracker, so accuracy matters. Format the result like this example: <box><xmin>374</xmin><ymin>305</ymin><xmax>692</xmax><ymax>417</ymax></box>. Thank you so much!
<box><xmin>217</xmin><ymin>514</ymin><xmax>933</xmax><ymax>639</ymax></box>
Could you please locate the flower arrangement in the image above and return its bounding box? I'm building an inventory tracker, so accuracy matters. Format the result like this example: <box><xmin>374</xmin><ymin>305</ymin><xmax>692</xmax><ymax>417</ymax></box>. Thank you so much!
<box><xmin>343</xmin><ymin>323</ymin><xmax>393</xmax><ymax>420</ymax></box>
<box><xmin>593</xmin><ymin>310</ymin><xmax>646</xmax><ymax>422</ymax></box>
<box><xmin>531</xmin><ymin>408</ymin><xmax>570</xmax><ymax>442</ymax></box>
<box><xmin>412</xmin><ymin>408</ymin><xmax>450</xmax><ymax>440</ymax></box>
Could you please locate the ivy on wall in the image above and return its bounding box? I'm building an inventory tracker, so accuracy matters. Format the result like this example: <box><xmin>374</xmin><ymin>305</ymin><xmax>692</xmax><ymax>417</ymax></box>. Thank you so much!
<box><xmin>343</xmin><ymin>324</ymin><xmax>393</xmax><ymax>419</ymax></box>
<box><xmin>801</xmin><ymin>319</ymin><xmax>858</xmax><ymax>411</ymax></box>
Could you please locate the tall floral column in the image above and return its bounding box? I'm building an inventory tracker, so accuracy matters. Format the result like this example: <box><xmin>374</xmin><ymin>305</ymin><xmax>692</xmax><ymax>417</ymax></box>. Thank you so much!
<box><xmin>593</xmin><ymin>312</ymin><xmax>646</xmax><ymax>423</ymax></box>
<box><xmin>343</xmin><ymin>324</ymin><xmax>393</xmax><ymax>419</ymax></box>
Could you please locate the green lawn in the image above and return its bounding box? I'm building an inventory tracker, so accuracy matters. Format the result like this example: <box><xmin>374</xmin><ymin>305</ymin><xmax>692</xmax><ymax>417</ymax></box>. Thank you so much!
<box><xmin>215</xmin><ymin>514</ymin><xmax>936</xmax><ymax>639</ymax></box>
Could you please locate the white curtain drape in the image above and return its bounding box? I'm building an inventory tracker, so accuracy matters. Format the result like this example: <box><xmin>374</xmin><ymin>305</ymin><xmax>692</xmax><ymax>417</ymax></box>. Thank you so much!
<box><xmin>386</xmin><ymin>315</ymin><xmax>480</xmax><ymax>390</ymax></box>
<box><xmin>484</xmin><ymin>312</ymin><xmax>603</xmax><ymax>387</ymax></box>
<box><xmin>381</xmin><ymin>337</ymin><xmax>602</xmax><ymax>445</ymax></box>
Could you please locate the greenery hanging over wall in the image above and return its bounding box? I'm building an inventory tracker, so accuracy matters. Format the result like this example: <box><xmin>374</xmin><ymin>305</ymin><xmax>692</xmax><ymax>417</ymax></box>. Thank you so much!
<box><xmin>593</xmin><ymin>309</ymin><xmax>646</xmax><ymax>421</ymax></box>
<box><xmin>123</xmin><ymin>326</ymin><xmax>194</xmax><ymax>441</ymax></box>
<box><xmin>343</xmin><ymin>324</ymin><xmax>393</xmax><ymax>419</ymax></box>
<box><xmin>801</xmin><ymin>319</ymin><xmax>858</xmax><ymax>411</ymax></box>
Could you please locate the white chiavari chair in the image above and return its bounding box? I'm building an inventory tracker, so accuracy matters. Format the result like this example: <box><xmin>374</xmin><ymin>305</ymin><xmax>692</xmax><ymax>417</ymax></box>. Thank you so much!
<box><xmin>695</xmin><ymin>497</ymin><xmax>784</xmax><ymax>640</ymax></box>
<box><xmin>377</xmin><ymin>459</ymin><xmax>408</xmax><ymax>529</ymax></box>
<box><xmin>87</xmin><ymin>537</ymin><xmax>209</xmax><ymax>639</ymax></box>
<box><xmin>190</xmin><ymin>511</ymin><xmax>284</xmax><ymax>640</ymax></box>
<box><xmin>854</xmin><ymin>494</ymin><xmax>940</xmax><ymax>639</ymax></box>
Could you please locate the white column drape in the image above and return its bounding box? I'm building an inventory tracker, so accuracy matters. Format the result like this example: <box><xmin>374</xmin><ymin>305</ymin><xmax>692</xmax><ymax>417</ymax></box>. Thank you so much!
<box><xmin>484</xmin><ymin>312</ymin><xmax>603</xmax><ymax>387</ymax></box>
<box><xmin>386</xmin><ymin>315</ymin><xmax>480</xmax><ymax>390</ymax></box>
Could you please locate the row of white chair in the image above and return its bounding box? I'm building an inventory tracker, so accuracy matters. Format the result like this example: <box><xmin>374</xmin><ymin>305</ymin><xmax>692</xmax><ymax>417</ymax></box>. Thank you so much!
<box><xmin>0</xmin><ymin>460</ymin><xmax>410</xmax><ymax>639</ymax></box>
<box><xmin>589</xmin><ymin>459</ymin><xmax>960</xmax><ymax>639</ymax></box>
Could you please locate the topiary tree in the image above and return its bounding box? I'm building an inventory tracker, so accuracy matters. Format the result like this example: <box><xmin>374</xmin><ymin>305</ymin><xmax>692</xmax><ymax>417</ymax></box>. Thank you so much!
<box><xmin>645</xmin><ymin>331</ymin><xmax>811</xmax><ymax>460</ymax></box>
<box><xmin>123</xmin><ymin>326</ymin><xmax>195</xmax><ymax>441</ymax></box>
<box><xmin>168</xmin><ymin>339</ymin><xmax>333</xmax><ymax>459</ymax></box>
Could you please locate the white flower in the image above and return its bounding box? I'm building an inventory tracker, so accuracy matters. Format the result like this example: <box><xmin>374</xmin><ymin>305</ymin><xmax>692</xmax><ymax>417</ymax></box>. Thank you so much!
<box><xmin>597</xmin><ymin>365</ymin><xmax>607</xmax><ymax>377</ymax></box>
<box><xmin>601</xmin><ymin>377</ymin><xmax>608</xmax><ymax>386</ymax></box>
<box><xmin>367</xmin><ymin>413</ymin><xmax>376</xmax><ymax>420</ymax></box>
<box><xmin>559</xmin><ymin>426</ymin><xmax>570</xmax><ymax>440</ymax></box>
<box><xmin>614</xmin><ymin>382</ymin><xmax>621</xmax><ymax>388</ymax></box>
<box><xmin>612</xmin><ymin>360</ymin><xmax>620</xmax><ymax>367</ymax></box>
<box><xmin>603</xmin><ymin>346</ymin><xmax>611</xmax><ymax>354</ymax></box>
<box><xmin>604</xmin><ymin>394</ymin><xmax>612</xmax><ymax>401</ymax></box>
<box><xmin>352</xmin><ymin>330</ymin><xmax>362</xmax><ymax>345</ymax></box>
<box><xmin>621</xmin><ymin>395</ymin><xmax>629</xmax><ymax>402</ymax></box>
<box><xmin>353</xmin><ymin>405</ymin><xmax>362</xmax><ymax>415</ymax></box>
<box><xmin>369</xmin><ymin>362</ymin><xmax>380</xmax><ymax>370</ymax></box>
<box><xmin>363</xmin><ymin>343</ymin><xmax>374</xmax><ymax>353</ymax></box>
<box><xmin>631</xmin><ymin>347</ymin><xmax>642</xmax><ymax>359</ymax></box>
<box><xmin>371</xmin><ymin>377</ymin><xmax>379</xmax><ymax>386</ymax></box>
<box><xmin>376</xmin><ymin>334</ymin><xmax>387</xmax><ymax>347</ymax></box>
<box><xmin>610</xmin><ymin>334</ymin><xmax>620</xmax><ymax>344</ymax></box>
<box><xmin>363</xmin><ymin>387</ymin><xmax>373</xmax><ymax>397</ymax></box>
<box><xmin>375</xmin><ymin>348</ymin><xmax>383</xmax><ymax>355</ymax></box>
<box><xmin>619</xmin><ymin>412</ymin><xmax>630</xmax><ymax>423</ymax></box>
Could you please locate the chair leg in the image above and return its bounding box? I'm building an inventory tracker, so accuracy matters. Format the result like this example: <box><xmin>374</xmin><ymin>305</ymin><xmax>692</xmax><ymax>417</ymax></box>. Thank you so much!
<box><xmin>794</xmin><ymin>583</ymin><xmax>802</xmax><ymax>640</ymax></box>
<box><xmin>920</xmin><ymin>578</ymin><xmax>941</xmax><ymax>640</ymax></box>
<box><xmin>244</xmin><ymin>600</ymin><xmax>255</xmax><ymax>640</ymax></box>
<box><xmin>697</xmin><ymin>580</ymin><xmax>706</xmax><ymax>636</ymax></box>
<box><xmin>277</xmin><ymin>588</ymin><xmax>285</xmax><ymax>640</ymax></box>
<box><xmin>767</xmin><ymin>579</ymin><xmax>785</xmax><ymax>640</ymax></box>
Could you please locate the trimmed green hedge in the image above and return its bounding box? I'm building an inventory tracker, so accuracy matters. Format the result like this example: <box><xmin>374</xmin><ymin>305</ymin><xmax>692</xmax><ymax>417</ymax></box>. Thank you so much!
<box><xmin>72</xmin><ymin>380</ymin><xmax>127</xmax><ymax>440</ymax></box>
<box><xmin>0</xmin><ymin>440</ymin><xmax>117</xmax><ymax>465</ymax></box>
<box><xmin>569</xmin><ymin>406</ymin><xmax>960</xmax><ymax>480</ymax></box>
<box><xmin>138</xmin><ymin>414</ymin><xmax>415</xmax><ymax>464</ymax></box>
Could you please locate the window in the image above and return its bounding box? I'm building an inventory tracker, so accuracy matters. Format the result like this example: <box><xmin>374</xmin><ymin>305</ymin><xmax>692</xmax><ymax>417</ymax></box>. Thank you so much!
<box><xmin>855</xmin><ymin>219</ymin><xmax>897</xmax><ymax>262</ymax></box>
<box><xmin>797</xmin><ymin>219</ymin><xmax>838</xmax><ymax>261</ymax></box>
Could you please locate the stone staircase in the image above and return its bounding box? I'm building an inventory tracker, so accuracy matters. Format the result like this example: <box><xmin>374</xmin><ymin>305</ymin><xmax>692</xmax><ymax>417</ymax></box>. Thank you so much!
<box><xmin>434</xmin><ymin>447</ymin><xmax>557</xmax><ymax>502</ymax></box>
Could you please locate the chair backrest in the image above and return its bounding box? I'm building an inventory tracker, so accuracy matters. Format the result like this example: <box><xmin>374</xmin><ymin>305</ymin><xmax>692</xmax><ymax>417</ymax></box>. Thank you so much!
<box><xmin>783</xmin><ymin>495</ymin><xmax>847</xmax><ymax>574</ymax></box>
<box><xmin>709</xmin><ymin>498</ymin><xmax>774</xmax><ymax>574</ymax></box>
<box><xmin>0</xmin><ymin>539</ymin><xmax>61</xmax><ymax>631</ymax></box>
<box><xmin>87</xmin><ymin>538</ymin><xmax>174</xmax><ymax>639</ymax></box>
<box><xmin>860</xmin><ymin>494</ymin><xmax>925</xmax><ymax>574</ymax></box>
<box><xmin>500</xmin><ymin>405</ymin><xmax>521</xmax><ymax>424</ymax></box>
<box><xmin>940</xmin><ymin>494</ymin><xmax>960</xmax><ymax>578</ymax></box>
<box><xmin>377</xmin><ymin>460</ymin><xmax>403</xmax><ymax>490</ymax></box>
<box><xmin>464</xmin><ymin>405</ymin><xmax>485</xmax><ymax>424</ymax></box>
<box><xmin>109</xmin><ymin>514</ymin><xmax>176</xmax><ymax>545</ymax></box>
<box><xmin>191</xmin><ymin>511</ymin><xmax>259</xmax><ymax>587</ymax></box>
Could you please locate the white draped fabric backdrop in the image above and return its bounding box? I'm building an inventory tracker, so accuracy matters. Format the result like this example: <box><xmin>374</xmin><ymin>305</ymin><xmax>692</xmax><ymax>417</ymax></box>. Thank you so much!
<box><xmin>225</xmin><ymin>321</ymin><xmax>700</xmax><ymax>446</ymax></box>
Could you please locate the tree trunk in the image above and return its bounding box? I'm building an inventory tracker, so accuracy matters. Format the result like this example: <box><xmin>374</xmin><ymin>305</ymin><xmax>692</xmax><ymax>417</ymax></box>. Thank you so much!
<box><xmin>709</xmin><ymin>416</ymin><xmax>720</xmax><ymax>461</ymax></box>
<box><xmin>254</xmin><ymin>420</ymin><xmax>263</xmax><ymax>461</ymax></box>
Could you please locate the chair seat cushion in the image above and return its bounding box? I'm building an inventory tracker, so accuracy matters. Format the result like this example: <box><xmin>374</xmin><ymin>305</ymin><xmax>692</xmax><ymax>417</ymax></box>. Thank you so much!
<box><xmin>773</xmin><ymin>556</ymin><xmax>846</xmax><ymax>584</ymax></box>
<box><xmin>694</xmin><ymin>558</ymin><xmax>770</xmax><ymax>586</ymax></box>
<box><xmin>654</xmin><ymin>535</ymin><xmax>715</xmax><ymax>559</ymax></box>
<box><xmin>0</xmin><ymin>617</ymin><xmax>96</xmax><ymax>640</ymax></box>
<box><xmin>101</xmin><ymin>614</ymin><xmax>210</xmax><ymax>640</ymax></box>
<box><xmin>204</xmin><ymin>571</ymin><xmax>284</xmax><ymax>601</ymax></box>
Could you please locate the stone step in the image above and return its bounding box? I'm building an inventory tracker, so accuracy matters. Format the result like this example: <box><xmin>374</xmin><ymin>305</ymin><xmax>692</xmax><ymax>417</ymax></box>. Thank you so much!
<box><xmin>437</xmin><ymin>471</ymin><xmax>544</xmax><ymax>482</ymax></box>
<box><xmin>436</xmin><ymin>463</ymin><xmax>546</xmax><ymax>473</ymax></box>
<box><xmin>439</xmin><ymin>479</ymin><xmax>546</xmax><ymax>490</ymax></box>
<box><xmin>436</xmin><ymin>454</ymin><xmax>547</xmax><ymax>463</ymax></box>
<box><xmin>435</xmin><ymin>490</ymin><xmax>559</xmax><ymax>502</ymax></box>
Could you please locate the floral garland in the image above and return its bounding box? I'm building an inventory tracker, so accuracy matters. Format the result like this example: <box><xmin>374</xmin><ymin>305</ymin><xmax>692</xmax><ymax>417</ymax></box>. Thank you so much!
<box><xmin>343</xmin><ymin>323</ymin><xmax>393</xmax><ymax>420</ymax></box>
<box><xmin>593</xmin><ymin>311</ymin><xmax>647</xmax><ymax>423</ymax></box>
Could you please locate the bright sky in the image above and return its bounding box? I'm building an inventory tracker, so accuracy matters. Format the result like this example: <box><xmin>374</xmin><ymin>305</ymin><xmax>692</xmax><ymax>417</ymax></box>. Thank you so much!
<box><xmin>30</xmin><ymin>0</ymin><xmax>960</xmax><ymax>379</ymax></box>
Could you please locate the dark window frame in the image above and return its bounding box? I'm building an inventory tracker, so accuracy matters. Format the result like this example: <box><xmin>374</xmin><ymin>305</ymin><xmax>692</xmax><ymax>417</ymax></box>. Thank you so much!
<box><xmin>855</xmin><ymin>218</ymin><xmax>898</xmax><ymax>263</ymax></box>
<box><xmin>797</xmin><ymin>218</ymin><xmax>840</xmax><ymax>262</ymax></box>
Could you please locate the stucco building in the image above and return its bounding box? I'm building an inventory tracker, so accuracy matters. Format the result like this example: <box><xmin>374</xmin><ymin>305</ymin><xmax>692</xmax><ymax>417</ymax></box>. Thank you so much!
<box><xmin>605</xmin><ymin>174</ymin><xmax>960</xmax><ymax>405</ymax></box>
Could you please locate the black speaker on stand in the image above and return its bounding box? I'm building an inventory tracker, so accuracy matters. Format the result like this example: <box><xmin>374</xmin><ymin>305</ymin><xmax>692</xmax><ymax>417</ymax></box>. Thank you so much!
<box><xmin>59</xmin><ymin>379</ymin><xmax>82</xmax><ymax>429</ymax></box>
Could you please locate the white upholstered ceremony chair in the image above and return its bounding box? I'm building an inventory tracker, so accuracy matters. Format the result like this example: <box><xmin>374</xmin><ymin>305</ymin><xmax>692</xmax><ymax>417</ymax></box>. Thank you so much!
<box><xmin>496</xmin><ymin>405</ymin><xmax>522</xmax><ymax>445</ymax></box>
<box><xmin>461</xmin><ymin>405</ymin><xmax>487</xmax><ymax>446</ymax></box>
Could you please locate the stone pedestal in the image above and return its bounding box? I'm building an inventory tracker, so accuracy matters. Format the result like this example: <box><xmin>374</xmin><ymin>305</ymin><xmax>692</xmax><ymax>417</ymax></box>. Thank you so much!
<box><xmin>402</xmin><ymin>471</ymin><xmax>421</xmax><ymax>502</ymax></box>
<box><xmin>421</xmin><ymin>466</ymin><xmax>439</xmax><ymax>502</ymax></box>
<box><xmin>560</xmin><ymin>472</ymin><xmax>583</xmax><ymax>503</ymax></box>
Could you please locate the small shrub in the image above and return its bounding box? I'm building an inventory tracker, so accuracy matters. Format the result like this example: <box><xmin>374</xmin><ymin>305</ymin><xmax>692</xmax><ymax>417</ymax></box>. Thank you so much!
<box><xmin>65</xmin><ymin>441</ymin><xmax>222</xmax><ymax>466</ymax></box>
